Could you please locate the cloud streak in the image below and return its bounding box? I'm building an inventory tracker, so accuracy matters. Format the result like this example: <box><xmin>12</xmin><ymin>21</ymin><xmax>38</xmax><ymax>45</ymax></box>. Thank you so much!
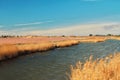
<box><xmin>14</xmin><ymin>21</ymin><xmax>53</xmax><ymax>26</ymax></box>
<box><xmin>19</xmin><ymin>22</ymin><xmax>120</xmax><ymax>36</ymax></box>
<box><xmin>14</xmin><ymin>22</ymin><xmax>43</xmax><ymax>26</ymax></box>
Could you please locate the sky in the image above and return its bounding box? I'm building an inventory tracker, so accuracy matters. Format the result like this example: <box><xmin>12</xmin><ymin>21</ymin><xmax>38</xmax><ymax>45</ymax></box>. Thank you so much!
<box><xmin>0</xmin><ymin>0</ymin><xmax>120</xmax><ymax>36</ymax></box>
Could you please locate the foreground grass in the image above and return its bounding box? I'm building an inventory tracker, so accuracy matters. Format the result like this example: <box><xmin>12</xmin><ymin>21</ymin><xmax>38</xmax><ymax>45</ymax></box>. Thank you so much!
<box><xmin>69</xmin><ymin>53</ymin><xmax>120</xmax><ymax>80</ymax></box>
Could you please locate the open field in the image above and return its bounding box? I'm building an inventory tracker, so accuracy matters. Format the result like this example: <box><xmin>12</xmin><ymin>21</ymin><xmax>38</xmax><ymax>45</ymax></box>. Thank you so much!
<box><xmin>1</xmin><ymin>36</ymin><xmax>120</xmax><ymax>45</ymax></box>
<box><xmin>69</xmin><ymin>53</ymin><xmax>120</xmax><ymax>80</ymax></box>
<box><xmin>0</xmin><ymin>36</ymin><xmax>72</xmax><ymax>44</ymax></box>
<box><xmin>0</xmin><ymin>36</ymin><xmax>120</xmax><ymax>61</ymax></box>
<box><xmin>0</xmin><ymin>36</ymin><xmax>110</xmax><ymax>44</ymax></box>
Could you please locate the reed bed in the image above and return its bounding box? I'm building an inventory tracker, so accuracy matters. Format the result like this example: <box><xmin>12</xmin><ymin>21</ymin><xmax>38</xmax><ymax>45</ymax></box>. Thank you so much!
<box><xmin>79</xmin><ymin>37</ymin><xmax>107</xmax><ymax>43</ymax></box>
<box><xmin>55</xmin><ymin>40</ymin><xmax>79</xmax><ymax>48</ymax></box>
<box><xmin>69</xmin><ymin>53</ymin><xmax>120</xmax><ymax>80</ymax></box>
<box><xmin>0</xmin><ymin>44</ymin><xmax>18</xmax><ymax>60</ymax></box>
<box><xmin>0</xmin><ymin>40</ymin><xmax>80</xmax><ymax>61</ymax></box>
<box><xmin>0</xmin><ymin>37</ymin><xmax>111</xmax><ymax>61</ymax></box>
<box><xmin>17</xmin><ymin>42</ymin><xmax>55</xmax><ymax>53</ymax></box>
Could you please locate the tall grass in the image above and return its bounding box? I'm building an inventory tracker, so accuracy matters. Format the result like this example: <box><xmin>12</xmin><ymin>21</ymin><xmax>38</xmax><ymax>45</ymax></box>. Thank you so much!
<box><xmin>55</xmin><ymin>40</ymin><xmax>79</xmax><ymax>48</ymax></box>
<box><xmin>0</xmin><ymin>40</ymin><xmax>80</xmax><ymax>61</ymax></box>
<box><xmin>69</xmin><ymin>53</ymin><xmax>120</xmax><ymax>80</ymax></box>
<box><xmin>17</xmin><ymin>42</ymin><xmax>55</xmax><ymax>53</ymax></box>
<box><xmin>0</xmin><ymin>44</ymin><xmax>18</xmax><ymax>60</ymax></box>
<box><xmin>78</xmin><ymin>37</ymin><xmax>107</xmax><ymax>43</ymax></box>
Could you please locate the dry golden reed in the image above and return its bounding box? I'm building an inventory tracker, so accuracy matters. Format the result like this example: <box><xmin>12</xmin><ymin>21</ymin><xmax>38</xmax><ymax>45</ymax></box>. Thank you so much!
<box><xmin>55</xmin><ymin>40</ymin><xmax>79</xmax><ymax>48</ymax></box>
<box><xmin>0</xmin><ymin>44</ymin><xmax>18</xmax><ymax>60</ymax></box>
<box><xmin>0</xmin><ymin>40</ymin><xmax>80</xmax><ymax>61</ymax></box>
<box><xmin>69</xmin><ymin>53</ymin><xmax>120</xmax><ymax>80</ymax></box>
<box><xmin>17</xmin><ymin>42</ymin><xmax>55</xmax><ymax>52</ymax></box>
<box><xmin>78</xmin><ymin>37</ymin><xmax>107</xmax><ymax>43</ymax></box>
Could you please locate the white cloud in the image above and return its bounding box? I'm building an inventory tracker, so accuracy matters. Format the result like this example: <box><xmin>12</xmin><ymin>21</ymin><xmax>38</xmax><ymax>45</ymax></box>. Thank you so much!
<box><xmin>14</xmin><ymin>21</ymin><xmax>53</xmax><ymax>26</ymax></box>
<box><xmin>22</xmin><ymin>22</ymin><xmax>120</xmax><ymax>36</ymax></box>
<box><xmin>14</xmin><ymin>22</ymin><xmax>43</xmax><ymax>26</ymax></box>
<box><xmin>1</xmin><ymin>22</ymin><xmax>120</xmax><ymax>36</ymax></box>
<box><xmin>0</xmin><ymin>20</ymin><xmax>54</xmax><ymax>35</ymax></box>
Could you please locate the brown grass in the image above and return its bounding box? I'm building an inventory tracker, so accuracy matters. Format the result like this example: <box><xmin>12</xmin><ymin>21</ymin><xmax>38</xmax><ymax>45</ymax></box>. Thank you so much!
<box><xmin>0</xmin><ymin>42</ymin><xmax>56</xmax><ymax>61</ymax></box>
<box><xmin>0</xmin><ymin>36</ymin><xmax>76</xmax><ymax>44</ymax></box>
<box><xmin>0</xmin><ymin>36</ymin><xmax>117</xmax><ymax>61</ymax></box>
<box><xmin>0</xmin><ymin>44</ymin><xmax>18</xmax><ymax>60</ymax></box>
<box><xmin>17</xmin><ymin>42</ymin><xmax>55</xmax><ymax>53</ymax></box>
<box><xmin>0</xmin><ymin>40</ymin><xmax>80</xmax><ymax>61</ymax></box>
<box><xmin>0</xmin><ymin>36</ymin><xmax>109</xmax><ymax>44</ymax></box>
<box><xmin>78</xmin><ymin>36</ymin><xmax>107</xmax><ymax>43</ymax></box>
<box><xmin>55</xmin><ymin>40</ymin><xmax>79</xmax><ymax>48</ymax></box>
<box><xmin>69</xmin><ymin>53</ymin><xmax>120</xmax><ymax>80</ymax></box>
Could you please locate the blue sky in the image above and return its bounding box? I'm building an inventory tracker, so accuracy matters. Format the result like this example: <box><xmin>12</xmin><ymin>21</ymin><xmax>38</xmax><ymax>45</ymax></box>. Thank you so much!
<box><xmin>0</xmin><ymin>0</ymin><xmax>120</xmax><ymax>35</ymax></box>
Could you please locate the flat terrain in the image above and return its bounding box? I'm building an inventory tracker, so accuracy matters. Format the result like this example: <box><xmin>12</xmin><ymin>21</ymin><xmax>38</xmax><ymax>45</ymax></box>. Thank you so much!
<box><xmin>0</xmin><ymin>36</ymin><xmax>115</xmax><ymax>44</ymax></box>
<box><xmin>0</xmin><ymin>36</ymin><xmax>74</xmax><ymax>44</ymax></box>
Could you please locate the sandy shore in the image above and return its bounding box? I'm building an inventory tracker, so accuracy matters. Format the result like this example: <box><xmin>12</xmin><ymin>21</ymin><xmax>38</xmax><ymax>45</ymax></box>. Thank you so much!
<box><xmin>0</xmin><ymin>36</ymin><xmax>120</xmax><ymax>61</ymax></box>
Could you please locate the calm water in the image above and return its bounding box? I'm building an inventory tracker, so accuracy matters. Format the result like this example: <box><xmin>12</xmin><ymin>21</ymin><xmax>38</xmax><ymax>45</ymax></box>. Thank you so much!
<box><xmin>0</xmin><ymin>40</ymin><xmax>120</xmax><ymax>80</ymax></box>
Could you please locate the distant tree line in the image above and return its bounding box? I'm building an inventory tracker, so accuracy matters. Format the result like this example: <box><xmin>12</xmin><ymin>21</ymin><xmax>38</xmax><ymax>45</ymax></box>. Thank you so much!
<box><xmin>0</xmin><ymin>35</ymin><xmax>21</xmax><ymax>38</ymax></box>
<box><xmin>89</xmin><ymin>34</ymin><xmax>120</xmax><ymax>36</ymax></box>
<box><xmin>1</xmin><ymin>34</ymin><xmax>120</xmax><ymax>38</ymax></box>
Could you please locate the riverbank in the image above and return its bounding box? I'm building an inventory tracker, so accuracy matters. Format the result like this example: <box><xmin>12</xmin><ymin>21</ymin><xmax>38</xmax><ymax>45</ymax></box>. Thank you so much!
<box><xmin>0</xmin><ymin>36</ymin><xmax>120</xmax><ymax>61</ymax></box>
<box><xmin>0</xmin><ymin>39</ymin><xmax>80</xmax><ymax>61</ymax></box>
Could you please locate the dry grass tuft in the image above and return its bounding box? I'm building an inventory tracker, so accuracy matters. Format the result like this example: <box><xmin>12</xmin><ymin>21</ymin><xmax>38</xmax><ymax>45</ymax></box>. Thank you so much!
<box><xmin>55</xmin><ymin>40</ymin><xmax>79</xmax><ymax>48</ymax></box>
<box><xmin>78</xmin><ymin>37</ymin><xmax>107</xmax><ymax>43</ymax></box>
<box><xmin>0</xmin><ymin>44</ymin><xmax>18</xmax><ymax>60</ymax></box>
<box><xmin>69</xmin><ymin>53</ymin><xmax>120</xmax><ymax>80</ymax></box>
<box><xmin>17</xmin><ymin>42</ymin><xmax>55</xmax><ymax>53</ymax></box>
